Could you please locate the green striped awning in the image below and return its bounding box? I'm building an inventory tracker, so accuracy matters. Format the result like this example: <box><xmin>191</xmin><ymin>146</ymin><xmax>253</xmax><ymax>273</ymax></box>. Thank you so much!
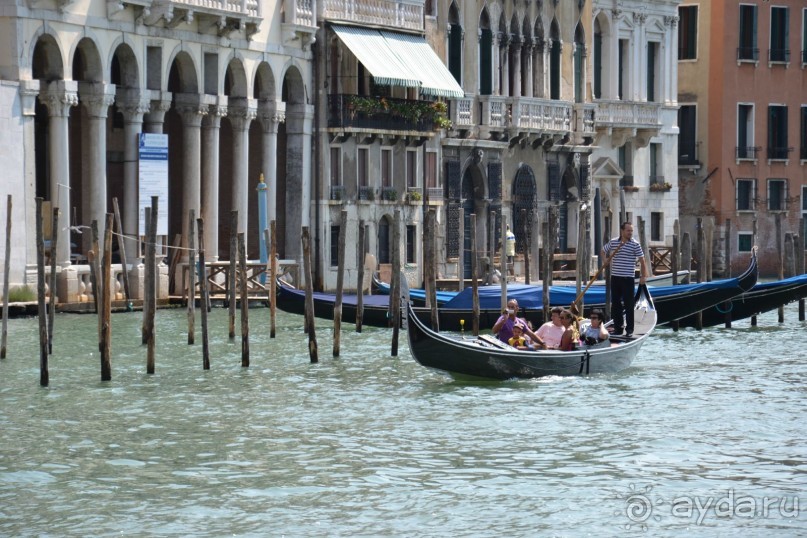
<box><xmin>331</xmin><ymin>25</ymin><xmax>421</xmax><ymax>89</ymax></box>
<box><xmin>332</xmin><ymin>25</ymin><xmax>465</xmax><ymax>99</ymax></box>
<box><xmin>379</xmin><ymin>31</ymin><xmax>465</xmax><ymax>99</ymax></box>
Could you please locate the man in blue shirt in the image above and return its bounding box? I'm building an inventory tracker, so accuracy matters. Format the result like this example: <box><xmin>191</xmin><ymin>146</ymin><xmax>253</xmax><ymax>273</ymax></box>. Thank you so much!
<box><xmin>602</xmin><ymin>222</ymin><xmax>648</xmax><ymax>337</ymax></box>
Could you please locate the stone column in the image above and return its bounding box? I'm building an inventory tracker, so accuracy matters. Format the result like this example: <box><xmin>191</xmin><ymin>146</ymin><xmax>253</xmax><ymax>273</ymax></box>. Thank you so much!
<box><xmin>201</xmin><ymin>100</ymin><xmax>227</xmax><ymax>261</ymax></box>
<box><xmin>175</xmin><ymin>94</ymin><xmax>208</xmax><ymax>252</ymax></box>
<box><xmin>666</xmin><ymin>15</ymin><xmax>679</xmax><ymax>105</ymax></box>
<box><xmin>40</xmin><ymin>81</ymin><xmax>78</xmax><ymax>268</ymax></box>
<box><xmin>500</xmin><ymin>35</ymin><xmax>510</xmax><ymax>97</ymax></box>
<box><xmin>228</xmin><ymin>98</ymin><xmax>258</xmax><ymax>234</ymax></box>
<box><xmin>79</xmin><ymin>83</ymin><xmax>116</xmax><ymax>242</ymax></box>
<box><xmin>117</xmin><ymin>90</ymin><xmax>151</xmax><ymax>259</ymax></box>
<box><xmin>19</xmin><ymin>80</ymin><xmax>40</xmax><ymax>277</ymax></box>
<box><xmin>144</xmin><ymin>91</ymin><xmax>172</xmax><ymax>134</ymax></box>
<box><xmin>492</xmin><ymin>32</ymin><xmax>501</xmax><ymax>95</ymax></box>
<box><xmin>524</xmin><ymin>39</ymin><xmax>534</xmax><ymax>98</ymax></box>
<box><xmin>259</xmin><ymin>101</ymin><xmax>285</xmax><ymax>225</ymax></box>
<box><xmin>512</xmin><ymin>38</ymin><xmax>522</xmax><ymax>99</ymax></box>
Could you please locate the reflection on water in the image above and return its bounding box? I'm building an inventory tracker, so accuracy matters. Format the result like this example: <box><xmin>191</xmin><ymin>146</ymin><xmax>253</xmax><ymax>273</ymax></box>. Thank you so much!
<box><xmin>1</xmin><ymin>305</ymin><xmax>806</xmax><ymax>536</ymax></box>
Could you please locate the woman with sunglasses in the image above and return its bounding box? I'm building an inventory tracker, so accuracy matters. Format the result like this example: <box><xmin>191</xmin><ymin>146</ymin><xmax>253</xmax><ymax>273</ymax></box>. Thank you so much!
<box><xmin>581</xmin><ymin>308</ymin><xmax>609</xmax><ymax>345</ymax></box>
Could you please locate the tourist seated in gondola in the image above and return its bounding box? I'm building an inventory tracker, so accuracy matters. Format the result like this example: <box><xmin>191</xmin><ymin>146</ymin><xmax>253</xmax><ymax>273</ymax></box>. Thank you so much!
<box><xmin>507</xmin><ymin>323</ymin><xmax>532</xmax><ymax>350</ymax></box>
<box><xmin>558</xmin><ymin>309</ymin><xmax>581</xmax><ymax>351</ymax></box>
<box><xmin>534</xmin><ymin>306</ymin><xmax>565</xmax><ymax>349</ymax></box>
<box><xmin>493</xmin><ymin>299</ymin><xmax>541</xmax><ymax>345</ymax></box>
<box><xmin>580</xmin><ymin>308</ymin><xmax>610</xmax><ymax>345</ymax></box>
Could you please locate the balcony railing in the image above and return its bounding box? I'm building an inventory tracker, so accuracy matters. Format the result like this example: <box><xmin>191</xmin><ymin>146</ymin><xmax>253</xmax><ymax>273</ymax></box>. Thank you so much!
<box><xmin>594</xmin><ymin>100</ymin><xmax>662</xmax><ymax>129</ymax></box>
<box><xmin>803</xmin><ymin>49</ymin><xmax>807</xmax><ymax>64</ymax></box>
<box><xmin>358</xmin><ymin>186</ymin><xmax>374</xmax><ymax>201</ymax></box>
<box><xmin>802</xmin><ymin>146</ymin><xmax>807</xmax><ymax>160</ymax></box>
<box><xmin>511</xmin><ymin>97</ymin><xmax>573</xmax><ymax>133</ymax></box>
<box><xmin>679</xmin><ymin>140</ymin><xmax>700</xmax><ymax>166</ymax></box>
<box><xmin>284</xmin><ymin>0</ymin><xmax>315</xmax><ymax>26</ymax></box>
<box><xmin>451</xmin><ymin>96</ymin><xmax>474</xmax><ymax>128</ymax></box>
<box><xmin>737</xmin><ymin>47</ymin><xmax>759</xmax><ymax>62</ymax></box>
<box><xmin>768</xmin><ymin>48</ymin><xmax>790</xmax><ymax>63</ymax></box>
<box><xmin>767</xmin><ymin>146</ymin><xmax>793</xmax><ymax>160</ymax></box>
<box><xmin>426</xmin><ymin>187</ymin><xmax>443</xmax><ymax>200</ymax></box>
<box><xmin>330</xmin><ymin>185</ymin><xmax>345</xmax><ymax>200</ymax></box>
<box><xmin>736</xmin><ymin>146</ymin><xmax>761</xmax><ymax>160</ymax></box>
<box><xmin>327</xmin><ymin>94</ymin><xmax>439</xmax><ymax>132</ymax></box>
<box><xmin>111</xmin><ymin>0</ymin><xmax>261</xmax><ymax>25</ymax></box>
<box><xmin>321</xmin><ymin>0</ymin><xmax>423</xmax><ymax>31</ymax></box>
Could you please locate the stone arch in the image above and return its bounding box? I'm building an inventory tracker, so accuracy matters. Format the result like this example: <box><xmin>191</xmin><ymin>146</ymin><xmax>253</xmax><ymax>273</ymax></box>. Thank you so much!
<box><xmin>165</xmin><ymin>48</ymin><xmax>199</xmax><ymax>93</ymax></box>
<box><xmin>110</xmin><ymin>42</ymin><xmax>140</xmax><ymax>88</ymax></box>
<box><xmin>512</xmin><ymin>165</ymin><xmax>536</xmax><ymax>254</ymax></box>
<box><xmin>223</xmin><ymin>55</ymin><xmax>249</xmax><ymax>98</ymax></box>
<box><xmin>31</xmin><ymin>33</ymin><xmax>64</xmax><ymax>81</ymax></box>
<box><xmin>449</xmin><ymin>1</ymin><xmax>460</xmax><ymax>24</ymax></box>
<box><xmin>253</xmin><ymin>61</ymin><xmax>276</xmax><ymax>100</ymax></box>
<box><xmin>71</xmin><ymin>37</ymin><xmax>104</xmax><ymax>82</ymax></box>
<box><xmin>280</xmin><ymin>61</ymin><xmax>306</xmax><ymax>104</ymax></box>
<box><xmin>460</xmin><ymin>161</ymin><xmax>486</xmax><ymax>277</ymax></box>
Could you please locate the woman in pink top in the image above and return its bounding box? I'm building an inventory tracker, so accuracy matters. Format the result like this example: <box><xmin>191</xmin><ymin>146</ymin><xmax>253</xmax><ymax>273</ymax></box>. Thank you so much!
<box><xmin>535</xmin><ymin>306</ymin><xmax>565</xmax><ymax>349</ymax></box>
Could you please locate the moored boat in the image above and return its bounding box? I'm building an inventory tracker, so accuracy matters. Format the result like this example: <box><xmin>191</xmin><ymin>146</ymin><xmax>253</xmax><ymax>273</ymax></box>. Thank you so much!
<box><xmin>405</xmin><ymin>286</ymin><xmax>657</xmax><ymax>380</ymax></box>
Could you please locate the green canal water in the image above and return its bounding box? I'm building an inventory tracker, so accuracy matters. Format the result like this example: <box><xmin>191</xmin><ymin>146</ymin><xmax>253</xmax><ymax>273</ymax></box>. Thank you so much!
<box><xmin>1</xmin><ymin>305</ymin><xmax>805</xmax><ymax>536</ymax></box>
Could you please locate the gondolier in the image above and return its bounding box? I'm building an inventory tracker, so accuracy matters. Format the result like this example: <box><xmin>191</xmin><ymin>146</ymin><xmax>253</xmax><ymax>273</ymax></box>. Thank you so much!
<box><xmin>602</xmin><ymin>222</ymin><xmax>648</xmax><ymax>337</ymax></box>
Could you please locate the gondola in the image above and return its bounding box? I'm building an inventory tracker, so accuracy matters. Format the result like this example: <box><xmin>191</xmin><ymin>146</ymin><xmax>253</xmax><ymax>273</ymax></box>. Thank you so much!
<box><xmin>674</xmin><ymin>272</ymin><xmax>807</xmax><ymax>328</ymax></box>
<box><xmin>274</xmin><ymin>252</ymin><xmax>757</xmax><ymax>329</ymax></box>
<box><xmin>405</xmin><ymin>286</ymin><xmax>657</xmax><ymax>380</ymax></box>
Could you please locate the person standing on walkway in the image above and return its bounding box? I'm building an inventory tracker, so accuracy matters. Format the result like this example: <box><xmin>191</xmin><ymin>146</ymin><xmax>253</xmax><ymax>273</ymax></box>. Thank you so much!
<box><xmin>505</xmin><ymin>226</ymin><xmax>516</xmax><ymax>276</ymax></box>
<box><xmin>602</xmin><ymin>221</ymin><xmax>648</xmax><ymax>337</ymax></box>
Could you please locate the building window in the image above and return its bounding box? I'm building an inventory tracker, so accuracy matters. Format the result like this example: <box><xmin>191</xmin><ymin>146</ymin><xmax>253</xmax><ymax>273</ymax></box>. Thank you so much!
<box><xmin>651</xmin><ymin>212</ymin><xmax>662</xmax><ymax>242</ymax></box>
<box><xmin>593</xmin><ymin>20</ymin><xmax>602</xmax><ymax>99</ymax></box>
<box><xmin>769</xmin><ymin>7</ymin><xmax>790</xmax><ymax>63</ymax></box>
<box><xmin>618</xmin><ymin>39</ymin><xmax>627</xmax><ymax>100</ymax></box>
<box><xmin>801</xmin><ymin>106</ymin><xmax>807</xmax><ymax>159</ymax></box>
<box><xmin>767</xmin><ymin>105</ymin><xmax>789</xmax><ymax>160</ymax></box>
<box><xmin>479</xmin><ymin>18</ymin><xmax>493</xmax><ymax>96</ymax></box>
<box><xmin>425</xmin><ymin>151</ymin><xmax>438</xmax><ymax>191</ymax></box>
<box><xmin>737</xmin><ymin>104</ymin><xmax>756</xmax><ymax>159</ymax></box>
<box><xmin>647</xmin><ymin>42</ymin><xmax>658</xmax><ymax>102</ymax></box>
<box><xmin>448</xmin><ymin>4</ymin><xmax>463</xmax><ymax>85</ymax></box>
<box><xmin>406</xmin><ymin>150</ymin><xmax>418</xmax><ymax>188</ymax></box>
<box><xmin>768</xmin><ymin>179</ymin><xmax>787</xmax><ymax>211</ymax></box>
<box><xmin>802</xmin><ymin>8</ymin><xmax>807</xmax><ymax>64</ymax></box>
<box><xmin>381</xmin><ymin>148</ymin><xmax>392</xmax><ymax>188</ymax></box>
<box><xmin>618</xmin><ymin>144</ymin><xmax>633</xmax><ymax>186</ymax></box>
<box><xmin>738</xmin><ymin>232</ymin><xmax>753</xmax><ymax>252</ymax></box>
<box><xmin>649</xmin><ymin>143</ymin><xmax>662</xmax><ymax>184</ymax></box>
<box><xmin>378</xmin><ymin>217</ymin><xmax>390</xmax><ymax>264</ymax></box>
<box><xmin>678</xmin><ymin>105</ymin><xmax>698</xmax><ymax>165</ymax></box>
<box><xmin>678</xmin><ymin>5</ymin><xmax>698</xmax><ymax>60</ymax></box>
<box><xmin>406</xmin><ymin>225</ymin><xmax>416</xmax><ymax>264</ymax></box>
<box><xmin>737</xmin><ymin>179</ymin><xmax>756</xmax><ymax>211</ymax></box>
<box><xmin>330</xmin><ymin>225</ymin><xmax>339</xmax><ymax>267</ymax></box>
<box><xmin>329</xmin><ymin>147</ymin><xmax>343</xmax><ymax>200</ymax></box>
<box><xmin>738</xmin><ymin>4</ymin><xmax>759</xmax><ymax>61</ymax></box>
<box><xmin>357</xmin><ymin>147</ymin><xmax>369</xmax><ymax>187</ymax></box>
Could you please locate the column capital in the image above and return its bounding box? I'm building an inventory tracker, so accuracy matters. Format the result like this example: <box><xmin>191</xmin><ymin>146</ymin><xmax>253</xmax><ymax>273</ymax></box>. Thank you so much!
<box><xmin>79</xmin><ymin>82</ymin><xmax>117</xmax><ymax>118</ymax></box>
<box><xmin>228</xmin><ymin>97</ymin><xmax>258</xmax><ymax>131</ymax></box>
<box><xmin>174</xmin><ymin>93</ymin><xmax>209</xmax><ymax>127</ymax></box>
<box><xmin>258</xmin><ymin>100</ymin><xmax>285</xmax><ymax>132</ymax></box>
<box><xmin>116</xmin><ymin>88</ymin><xmax>151</xmax><ymax>121</ymax></box>
<box><xmin>40</xmin><ymin>80</ymin><xmax>79</xmax><ymax>117</ymax></box>
<box><xmin>19</xmin><ymin>79</ymin><xmax>41</xmax><ymax>116</ymax></box>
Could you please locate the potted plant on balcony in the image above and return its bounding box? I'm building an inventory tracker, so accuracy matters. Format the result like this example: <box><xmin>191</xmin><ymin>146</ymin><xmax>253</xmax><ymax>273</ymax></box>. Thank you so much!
<box><xmin>622</xmin><ymin>185</ymin><xmax>640</xmax><ymax>193</ymax></box>
<box><xmin>406</xmin><ymin>190</ymin><xmax>423</xmax><ymax>204</ymax></box>
<box><xmin>382</xmin><ymin>188</ymin><xmax>398</xmax><ymax>202</ymax></box>
<box><xmin>649</xmin><ymin>181</ymin><xmax>673</xmax><ymax>192</ymax></box>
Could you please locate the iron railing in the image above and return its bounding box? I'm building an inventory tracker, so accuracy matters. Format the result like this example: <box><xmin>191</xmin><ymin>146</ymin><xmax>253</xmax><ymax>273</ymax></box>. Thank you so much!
<box><xmin>327</xmin><ymin>94</ymin><xmax>436</xmax><ymax>132</ymax></box>
<box><xmin>736</xmin><ymin>146</ymin><xmax>761</xmax><ymax>160</ymax></box>
<box><xmin>767</xmin><ymin>146</ymin><xmax>793</xmax><ymax>160</ymax></box>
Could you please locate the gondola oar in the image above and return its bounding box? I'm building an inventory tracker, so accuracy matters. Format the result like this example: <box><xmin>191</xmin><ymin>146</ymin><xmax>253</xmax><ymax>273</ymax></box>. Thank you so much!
<box><xmin>570</xmin><ymin>240</ymin><xmax>626</xmax><ymax>316</ymax></box>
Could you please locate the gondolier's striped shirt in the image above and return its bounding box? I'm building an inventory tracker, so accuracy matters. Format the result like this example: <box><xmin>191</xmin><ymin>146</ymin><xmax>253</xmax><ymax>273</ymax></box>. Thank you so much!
<box><xmin>603</xmin><ymin>238</ymin><xmax>644</xmax><ymax>278</ymax></box>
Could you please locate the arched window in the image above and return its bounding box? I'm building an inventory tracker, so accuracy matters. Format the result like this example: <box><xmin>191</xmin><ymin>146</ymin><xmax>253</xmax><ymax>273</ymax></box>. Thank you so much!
<box><xmin>574</xmin><ymin>23</ymin><xmax>585</xmax><ymax>103</ymax></box>
<box><xmin>550</xmin><ymin>19</ymin><xmax>561</xmax><ymax>100</ymax></box>
<box><xmin>593</xmin><ymin>18</ymin><xmax>602</xmax><ymax>99</ymax></box>
<box><xmin>378</xmin><ymin>216</ymin><xmax>391</xmax><ymax>264</ymax></box>
<box><xmin>479</xmin><ymin>8</ymin><xmax>493</xmax><ymax>95</ymax></box>
<box><xmin>448</xmin><ymin>2</ymin><xmax>462</xmax><ymax>85</ymax></box>
<box><xmin>512</xmin><ymin>167</ymin><xmax>536</xmax><ymax>254</ymax></box>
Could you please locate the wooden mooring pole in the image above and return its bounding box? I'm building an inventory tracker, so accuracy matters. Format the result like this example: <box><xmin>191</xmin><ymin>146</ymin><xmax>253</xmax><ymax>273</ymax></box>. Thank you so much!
<box><xmin>333</xmin><ymin>209</ymin><xmax>347</xmax><ymax>357</ymax></box>
<box><xmin>48</xmin><ymin>207</ymin><xmax>58</xmax><ymax>354</ymax></box>
<box><xmin>356</xmin><ymin>220</ymin><xmax>365</xmax><ymax>333</ymax></box>
<box><xmin>776</xmin><ymin>213</ymin><xmax>784</xmax><ymax>323</ymax></box>
<box><xmin>270</xmin><ymin>221</ymin><xmax>277</xmax><ymax>338</ymax></box>
<box><xmin>1</xmin><ymin>194</ymin><xmax>11</xmax><ymax>359</ymax></box>
<box><xmin>301</xmin><ymin>226</ymin><xmax>318</xmax><ymax>363</ymax></box>
<box><xmin>142</xmin><ymin>208</ymin><xmax>151</xmax><ymax>344</ymax></box>
<box><xmin>670</xmin><ymin>220</ymin><xmax>680</xmax><ymax>332</ymax></box>
<box><xmin>521</xmin><ymin>208</ymin><xmax>530</xmax><ymax>285</ymax></box>
<box><xmin>798</xmin><ymin>216</ymin><xmax>805</xmax><ymax>321</ymax></box>
<box><xmin>112</xmin><ymin>197</ymin><xmax>131</xmax><ymax>301</ymax></box>
<box><xmin>187</xmin><ymin>209</ymin><xmax>196</xmax><ymax>345</ymax></box>
<box><xmin>35</xmin><ymin>198</ymin><xmax>48</xmax><ymax>386</ymax></box>
<box><xmin>100</xmin><ymin>213</ymin><xmax>113</xmax><ymax>381</ymax></box>
<box><xmin>471</xmin><ymin>213</ymin><xmax>480</xmax><ymax>336</ymax></box>
<box><xmin>238</xmin><ymin>233</ymin><xmax>249</xmax><ymax>367</ymax></box>
<box><xmin>146</xmin><ymin>197</ymin><xmax>158</xmax><ymax>374</ymax></box>
<box><xmin>228</xmin><ymin>211</ymin><xmax>238</xmax><ymax>340</ymax></box>
<box><xmin>426</xmin><ymin>209</ymin><xmax>438</xmax><ymax>332</ymax></box>
<box><xmin>197</xmin><ymin>218</ymin><xmax>210</xmax><ymax>370</ymax></box>
<box><xmin>90</xmin><ymin>220</ymin><xmax>101</xmax><ymax>318</ymax></box>
<box><xmin>390</xmin><ymin>210</ymin><xmax>401</xmax><ymax>356</ymax></box>
<box><xmin>723</xmin><ymin>219</ymin><xmax>732</xmax><ymax>329</ymax></box>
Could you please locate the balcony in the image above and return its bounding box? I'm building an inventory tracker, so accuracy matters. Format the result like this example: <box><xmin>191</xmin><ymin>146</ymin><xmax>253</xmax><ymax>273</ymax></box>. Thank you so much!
<box><xmin>767</xmin><ymin>146</ymin><xmax>793</xmax><ymax>161</ymax></box>
<box><xmin>358</xmin><ymin>186</ymin><xmax>374</xmax><ymax>201</ymax></box>
<box><xmin>330</xmin><ymin>185</ymin><xmax>345</xmax><ymax>201</ymax></box>
<box><xmin>594</xmin><ymin>100</ymin><xmax>662</xmax><ymax>148</ymax></box>
<box><xmin>282</xmin><ymin>0</ymin><xmax>317</xmax><ymax>49</ymax></box>
<box><xmin>321</xmin><ymin>0</ymin><xmax>423</xmax><ymax>32</ymax></box>
<box><xmin>108</xmin><ymin>0</ymin><xmax>261</xmax><ymax>37</ymax></box>
<box><xmin>768</xmin><ymin>48</ymin><xmax>790</xmax><ymax>65</ymax></box>
<box><xmin>737</xmin><ymin>47</ymin><xmax>759</xmax><ymax>63</ymax></box>
<box><xmin>736</xmin><ymin>146</ymin><xmax>761</xmax><ymax>161</ymax></box>
<box><xmin>327</xmin><ymin>94</ymin><xmax>446</xmax><ymax>133</ymax></box>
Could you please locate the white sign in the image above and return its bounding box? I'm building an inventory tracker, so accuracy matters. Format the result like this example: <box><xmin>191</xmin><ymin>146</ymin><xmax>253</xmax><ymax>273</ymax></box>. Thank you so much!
<box><xmin>138</xmin><ymin>133</ymin><xmax>169</xmax><ymax>236</ymax></box>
